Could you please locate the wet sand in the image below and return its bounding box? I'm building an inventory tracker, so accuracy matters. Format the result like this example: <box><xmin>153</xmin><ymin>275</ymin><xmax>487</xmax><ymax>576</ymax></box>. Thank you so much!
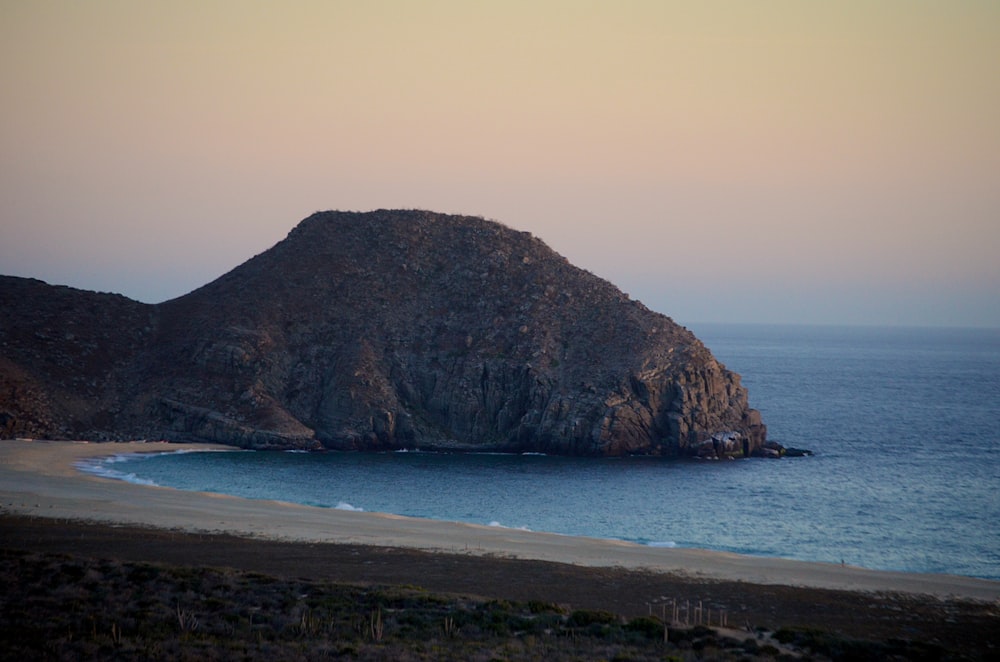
<box><xmin>2</xmin><ymin>439</ymin><xmax>997</xmax><ymax>602</ymax></box>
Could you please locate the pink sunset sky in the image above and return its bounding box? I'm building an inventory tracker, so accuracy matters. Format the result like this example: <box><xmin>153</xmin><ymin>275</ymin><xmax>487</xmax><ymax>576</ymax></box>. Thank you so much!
<box><xmin>2</xmin><ymin>2</ymin><xmax>998</xmax><ymax>327</ymax></box>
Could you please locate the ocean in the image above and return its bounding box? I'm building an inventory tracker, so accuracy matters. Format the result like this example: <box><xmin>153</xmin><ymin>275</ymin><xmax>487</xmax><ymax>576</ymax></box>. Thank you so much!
<box><xmin>78</xmin><ymin>324</ymin><xmax>1000</xmax><ymax>580</ymax></box>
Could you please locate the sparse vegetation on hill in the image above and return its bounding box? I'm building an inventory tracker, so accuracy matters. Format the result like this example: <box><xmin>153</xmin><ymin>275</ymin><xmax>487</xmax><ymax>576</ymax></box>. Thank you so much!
<box><xmin>3</xmin><ymin>516</ymin><xmax>997</xmax><ymax>661</ymax></box>
<box><xmin>0</xmin><ymin>548</ymin><xmax>950</xmax><ymax>661</ymax></box>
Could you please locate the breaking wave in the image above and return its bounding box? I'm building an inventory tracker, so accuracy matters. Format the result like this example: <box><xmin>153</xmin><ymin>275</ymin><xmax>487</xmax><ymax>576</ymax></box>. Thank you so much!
<box><xmin>74</xmin><ymin>454</ymin><xmax>159</xmax><ymax>487</ymax></box>
<box><xmin>488</xmin><ymin>521</ymin><xmax>531</xmax><ymax>531</ymax></box>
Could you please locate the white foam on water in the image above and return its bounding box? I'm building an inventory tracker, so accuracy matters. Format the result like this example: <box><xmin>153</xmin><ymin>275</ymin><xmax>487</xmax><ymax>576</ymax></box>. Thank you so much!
<box><xmin>72</xmin><ymin>447</ymin><xmax>238</xmax><ymax>487</ymax></box>
<box><xmin>74</xmin><ymin>454</ymin><xmax>160</xmax><ymax>486</ymax></box>
<box><xmin>334</xmin><ymin>501</ymin><xmax>364</xmax><ymax>511</ymax></box>
<box><xmin>487</xmin><ymin>520</ymin><xmax>531</xmax><ymax>531</ymax></box>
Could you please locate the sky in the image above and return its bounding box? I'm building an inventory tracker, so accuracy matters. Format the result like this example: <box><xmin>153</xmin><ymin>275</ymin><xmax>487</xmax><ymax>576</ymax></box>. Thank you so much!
<box><xmin>2</xmin><ymin>1</ymin><xmax>998</xmax><ymax>327</ymax></box>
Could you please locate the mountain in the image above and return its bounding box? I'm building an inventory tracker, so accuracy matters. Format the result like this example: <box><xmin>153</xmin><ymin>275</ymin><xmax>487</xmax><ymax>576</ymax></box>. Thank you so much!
<box><xmin>1</xmin><ymin>210</ymin><xmax>766</xmax><ymax>456</ymax></box>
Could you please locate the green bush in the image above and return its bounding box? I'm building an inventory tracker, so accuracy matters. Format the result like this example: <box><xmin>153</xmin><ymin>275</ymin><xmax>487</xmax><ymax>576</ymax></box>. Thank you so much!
<box><xmin>623</xmin><ymin>616</ymin><xmax>663</xmax><ymax>640</ymax></box>
<box><xmin>567</xmin><ymin>609</ymin><xmax>618</xmax><ymax>627</ymax></box>
<box><xmin>526</xmin><ymin>599</ymin><xmax>563</xmax><ymax>614</ymax></box>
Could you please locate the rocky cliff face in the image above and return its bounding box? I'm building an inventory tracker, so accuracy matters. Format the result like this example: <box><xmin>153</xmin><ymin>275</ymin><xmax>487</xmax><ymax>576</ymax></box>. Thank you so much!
<box><xmin>1</xmin><ymin>210</ymin><xmax>765</xmax><ymax>456</ymax></box>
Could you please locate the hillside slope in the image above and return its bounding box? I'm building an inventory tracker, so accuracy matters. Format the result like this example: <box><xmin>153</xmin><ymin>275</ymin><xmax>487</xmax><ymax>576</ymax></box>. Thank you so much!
<box><xmin>1</xmin><ymin>210</ymin><xmax>765</xmax><ymax>456</ymax></box>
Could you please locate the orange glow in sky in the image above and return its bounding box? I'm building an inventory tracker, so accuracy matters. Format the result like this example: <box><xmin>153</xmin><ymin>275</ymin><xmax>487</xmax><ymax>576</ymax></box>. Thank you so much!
<box><xmin>2</xmin><ymin>2</ymin><xmax>998</xmax><ymax>326</ymax></box>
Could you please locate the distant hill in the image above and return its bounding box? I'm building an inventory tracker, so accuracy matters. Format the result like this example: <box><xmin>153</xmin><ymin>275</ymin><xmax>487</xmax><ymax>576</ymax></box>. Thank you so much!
<box><xmin>1</xmin><ymin>210</ymin><xmax>765</xmax><ymax>456</ymax></box>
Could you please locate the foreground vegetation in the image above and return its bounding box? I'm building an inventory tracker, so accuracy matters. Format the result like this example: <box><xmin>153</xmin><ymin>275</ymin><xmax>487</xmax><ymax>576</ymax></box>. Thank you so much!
<box><xmin>2</xmin><ymin>548</ymin><xmax>971</xmax><ymax>661</ymax></box>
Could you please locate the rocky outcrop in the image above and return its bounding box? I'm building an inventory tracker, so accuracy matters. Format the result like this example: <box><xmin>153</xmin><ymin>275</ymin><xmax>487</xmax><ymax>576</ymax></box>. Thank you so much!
<box><xmin>0</xmin><ymin>276</ymin><xmax>156</xmax><ymax>441</ymax></box>
<box><xmin>1</xmin><ymin>210</ymin><xmax>766</xmax><ymax>456</ymax></box>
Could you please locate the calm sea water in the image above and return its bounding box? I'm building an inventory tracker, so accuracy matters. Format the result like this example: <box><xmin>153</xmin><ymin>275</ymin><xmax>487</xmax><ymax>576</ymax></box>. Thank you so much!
<box><xmin>79</xmin><ymin>325</ymin><xmax>1000</xmax><ymax>580</ymax></box>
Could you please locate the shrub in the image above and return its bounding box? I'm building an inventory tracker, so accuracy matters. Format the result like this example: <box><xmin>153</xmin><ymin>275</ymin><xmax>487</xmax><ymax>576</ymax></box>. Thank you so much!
<box><xmin>623</xmin><ymin>616</ymin><xmax>663</xmax><ymax>640</ymax></box>
<box><xmin>567</xmin><ymin>609</ymin><xmax>618</xmax><ymax>627</ymax></box>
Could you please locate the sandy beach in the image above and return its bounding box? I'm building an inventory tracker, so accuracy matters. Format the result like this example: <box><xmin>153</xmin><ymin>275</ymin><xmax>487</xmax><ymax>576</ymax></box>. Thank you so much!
<box><xmin>2</xmin><ymin>439</ymin><xmax>998</xmax><ymax>603</ymax></box>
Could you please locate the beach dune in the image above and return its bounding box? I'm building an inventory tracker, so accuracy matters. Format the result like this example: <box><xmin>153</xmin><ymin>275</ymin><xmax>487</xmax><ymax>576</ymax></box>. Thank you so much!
<box><xmin>2</xmin><ymin>439</ymin><xmax>998</xmax><ymax>602</ymax></box>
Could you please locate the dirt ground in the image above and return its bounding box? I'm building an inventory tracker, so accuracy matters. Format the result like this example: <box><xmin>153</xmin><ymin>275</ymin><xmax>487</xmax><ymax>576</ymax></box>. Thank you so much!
<box><xmin>3</xmin><ymin>514</ymin><xmax>998</xmax><ymax>659</ymax></box>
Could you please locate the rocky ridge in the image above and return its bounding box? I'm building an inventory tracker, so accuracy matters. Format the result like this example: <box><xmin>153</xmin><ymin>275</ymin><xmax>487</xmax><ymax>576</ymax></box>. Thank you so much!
<box><xmin>1</xmin><ymin>210</ymin><xmax>766</xmax><ymax>457</ymax></box>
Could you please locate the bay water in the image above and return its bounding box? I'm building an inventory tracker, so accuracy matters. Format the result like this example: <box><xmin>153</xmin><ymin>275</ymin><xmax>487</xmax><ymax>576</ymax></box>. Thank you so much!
<box><xmin>79</xmin><ymin>324</ymin><xmax>1000</xmax><ymax>579</ymax></box>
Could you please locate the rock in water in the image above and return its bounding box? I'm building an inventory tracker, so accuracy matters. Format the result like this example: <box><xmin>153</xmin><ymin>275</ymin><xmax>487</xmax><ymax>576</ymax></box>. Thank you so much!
<box><xmin>0</xmin><ymin>210</ymin><xmax>766</xmax><ymax>456</ymax></box>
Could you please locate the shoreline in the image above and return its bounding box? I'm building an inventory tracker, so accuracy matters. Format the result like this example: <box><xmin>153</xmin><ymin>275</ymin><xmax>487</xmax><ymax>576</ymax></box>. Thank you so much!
<box><xmin>2</xmin><ymin>439</ymin><xmax>998</xmax><ymax>602</ymax></box>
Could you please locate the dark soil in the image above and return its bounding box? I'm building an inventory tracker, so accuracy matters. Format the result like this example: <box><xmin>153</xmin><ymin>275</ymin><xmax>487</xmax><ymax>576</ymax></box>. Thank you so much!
<box><xmin>2</xmin><ymin>515</ymin><xmax>998</xmax><ymax>660</ymax></box>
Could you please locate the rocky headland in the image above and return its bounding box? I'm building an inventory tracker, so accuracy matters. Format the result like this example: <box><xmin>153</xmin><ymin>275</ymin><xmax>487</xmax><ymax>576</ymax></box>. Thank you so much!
<box><xmin>1</xmin><ymin>210</ymin><xmax>767</xmax><ymax>457</ymax></box>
